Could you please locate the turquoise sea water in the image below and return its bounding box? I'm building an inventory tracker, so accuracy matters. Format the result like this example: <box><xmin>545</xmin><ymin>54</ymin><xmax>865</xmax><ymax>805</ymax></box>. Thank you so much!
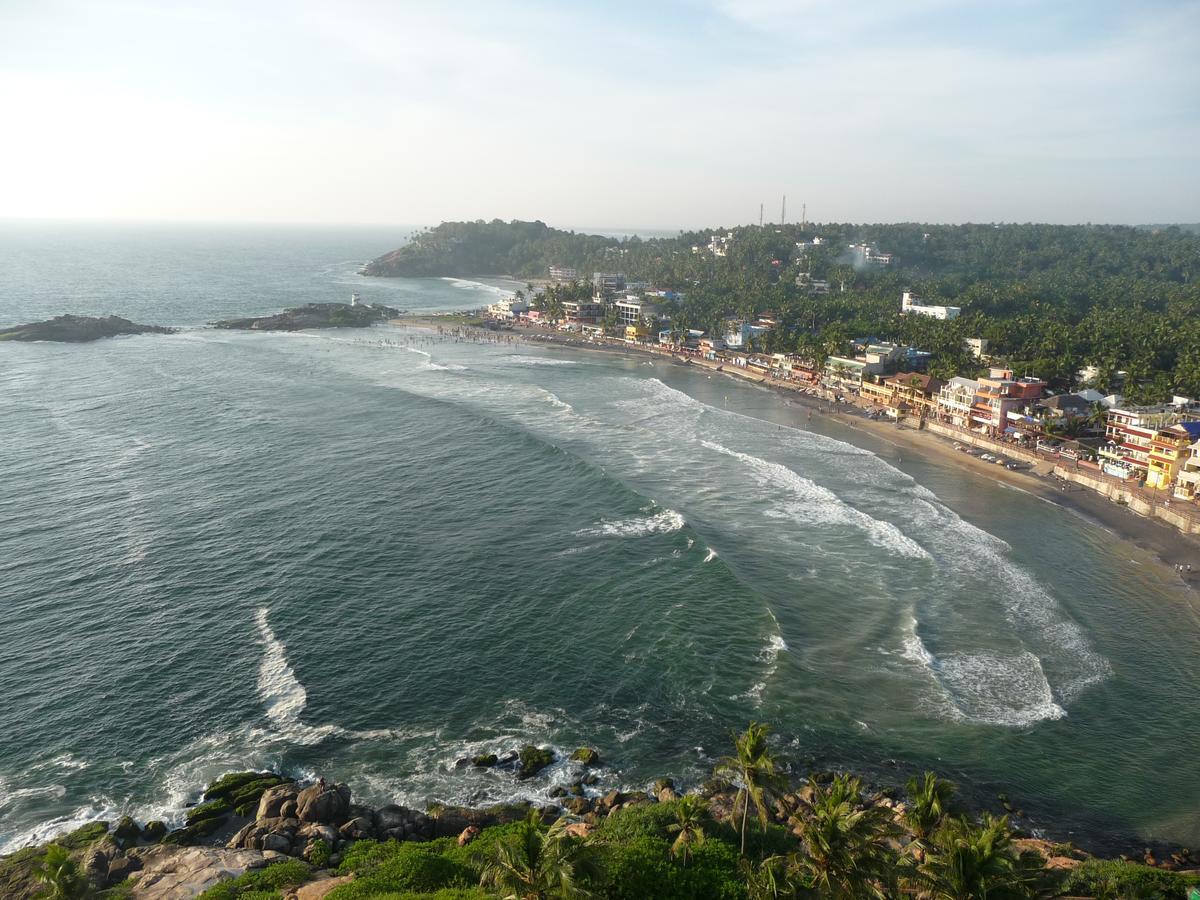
<box><xmin>1</xmin><ymin>223</ymin><xmax>1198</xmax><ymax>854</ymax></box>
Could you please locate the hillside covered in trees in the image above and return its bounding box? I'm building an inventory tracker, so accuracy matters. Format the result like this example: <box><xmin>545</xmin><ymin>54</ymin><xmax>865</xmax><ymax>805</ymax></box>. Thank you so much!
<box><xmin>364</xmin><ymin>220</ymin><xmax>1200</xmax><ymax>401</ymax></box>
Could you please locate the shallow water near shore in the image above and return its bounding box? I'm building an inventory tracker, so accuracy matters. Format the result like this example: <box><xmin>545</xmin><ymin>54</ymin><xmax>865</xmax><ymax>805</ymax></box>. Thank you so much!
<box><xmin>2</xmin><ymin>223</ymin><xmax>1199</xmax><ymax>854</ymax></box>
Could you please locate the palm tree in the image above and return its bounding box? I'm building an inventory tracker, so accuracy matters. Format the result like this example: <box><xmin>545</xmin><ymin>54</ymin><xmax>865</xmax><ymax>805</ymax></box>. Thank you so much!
<box><xmin>667</xmin><ymin>794</ymin><xmax>708</xmax><ymax>865</ymax></box>
<box><xmin>32</xmin><ymin>845</ymin><xmax>88</xmax><ymax>899</ymax></box>
<box><xmin>903</xmin><ymin>773</ymin><xmax>956</xmax><ymax>857</ymax></box>
<box><xmin>914</xmin><ymin>814</ymin><xmax>1035</xmax><ymax>899</ymax></box>
<box><xmin>742</xmin><ymin>854</ymin><xmax>793</xmax><ymax>899</ymax></box>
<box><xmin>788</xmin><ymin>774</ymin><xmax>901</xmax><ymax>899</ymax></box>
<box><xmin>716</xmin><ymin>721</ymin><xmax>783</xmax><ymax>856</ymax></box>
<box><xmin>479</xmin><ymin>810</ymin><xmax>597</xmax><ymax>899</ymax></box>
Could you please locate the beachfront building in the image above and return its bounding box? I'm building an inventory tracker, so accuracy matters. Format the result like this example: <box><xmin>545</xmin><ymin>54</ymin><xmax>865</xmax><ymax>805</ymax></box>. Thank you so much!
<box><xmin>487</xmin><ymin>296</ymin><xmax>529</xmax><ymax>320</ymax></box>
<box><xmin>937</xmin><ymin>377</ymin><xmax>981</xmax><ymax>429</ymax></box>
<box><xmin>614</xmin><ymin>296</ymin><xmax>658</xmax><ymax>329</ymax></box>
<box><xmin>1174</xmin><ymin>440</ymin><xmax>1200</xmax><ymax>501</ymax></box>
<box><xmin>823</xmin><ymin>356</ymin><xmax>868</xmax><ymax>391</ymax></box>
<box><xmin>562</xmin><ymin>299</ymin><xmax>605</xmax><ymax>325</ymax></box>
<box><xmin>901</xmin><ymin>290</ymin><xmax>961</xmax><ymax>321</ymax></box>
<box><xmin>548</xmin><ymin>266</ymin><xmax>578</xmax><ymax>283</ymax></box>
<box><xmin>1146</xmin><ymin>422</ymin><xmax>1200</xmax><ymax>491</ymax></box>
<box><xmin>883</xmin><ymin>373</ymin><xmax>945</xmax><ymax>418</ymax></box>
<box><xmin>795</xmin><ymin>271</ymin><xmax>832</xmax><ymax>294</ymax></box>
<box><xmin>969</xmin><ymin>369</ymin><xmax>1047</xmax><ymax>436</ymax></box>
<box><xmin>1099</xmin><ymin>405</ymin><xmax>1182</xmax><ymax>478</ymax></box>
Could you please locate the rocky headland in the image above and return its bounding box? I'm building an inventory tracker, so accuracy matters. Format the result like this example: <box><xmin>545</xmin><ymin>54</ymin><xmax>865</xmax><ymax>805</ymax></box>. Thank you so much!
<box><xmin>0</xmin><ymin>315</ymin><xmax>177</xmax><ymax>342</ymax></box>
<box><xmin>4</xmin><ymin>743</ymin><xmax>1198</xmax><ymax>899</ymax></box>
<box><xmin>212</xmin><ymin>302</ymin><xmax>400</xmax><ymax>332</ymax></box>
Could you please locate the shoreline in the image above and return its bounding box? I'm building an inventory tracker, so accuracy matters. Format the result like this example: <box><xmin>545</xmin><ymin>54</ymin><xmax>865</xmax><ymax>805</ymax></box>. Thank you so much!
<box><xmin>390</xmin><ymin>316</ymin><xmax>1199</xmax><ymax>591</ymax></box>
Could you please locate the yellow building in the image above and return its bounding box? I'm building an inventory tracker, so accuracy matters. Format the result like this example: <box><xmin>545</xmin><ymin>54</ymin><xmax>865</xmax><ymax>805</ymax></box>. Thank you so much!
<box><xmin>1146</xmin><ymin>422</ymin><xmax>1200</xmax><ymax>490</ymax></box>
<box><xmin>624</xmin><ymin>324</ymin><xmax>648</xmax><ymax>340</ymax></box>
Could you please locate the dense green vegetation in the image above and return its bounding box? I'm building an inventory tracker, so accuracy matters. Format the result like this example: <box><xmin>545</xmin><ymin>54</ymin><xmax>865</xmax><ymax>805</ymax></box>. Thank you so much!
<box><xmin>367</xmin><ymin>220</ymin><xmax>1200</xmax><ymax>400</ymax></box>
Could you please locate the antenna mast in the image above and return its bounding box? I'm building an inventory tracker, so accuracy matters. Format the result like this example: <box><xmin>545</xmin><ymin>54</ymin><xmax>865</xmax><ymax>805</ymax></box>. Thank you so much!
<box><xmin>781</xmin><ymin>195</ymin><xmax>786</xmax><ymax>225</ymax></box>
<box><xmin>759</xmin><ymin>203</ymin><xmax>763</xmax><ymax>227</ymax></box>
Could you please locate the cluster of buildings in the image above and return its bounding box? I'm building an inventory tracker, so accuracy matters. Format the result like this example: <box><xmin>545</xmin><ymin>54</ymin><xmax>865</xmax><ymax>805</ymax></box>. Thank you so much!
<box><xmin>487</xmin><ymin>276</ymin><xmax>1200</xmax><ymax>509</ymax></box>
<box><xmin>848</xmin><ymin>242</ymin><xmax>896</xmax><ymax>266</ymax></box>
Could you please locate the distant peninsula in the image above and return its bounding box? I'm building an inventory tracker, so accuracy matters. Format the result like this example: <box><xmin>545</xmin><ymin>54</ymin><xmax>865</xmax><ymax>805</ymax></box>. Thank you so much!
<box><xmin>361</xmin><ymin>219</ymin><xmax>619</xmax><ymax>278</ymax></box>
<box><xmin>212</xmin><ymin>302</ymin><xmax>400</xmax><ymax>332</ymax></box>
<box><xmin>0</xmin><ymin>315</ymin><xmax>177</xmax><ymax>343</ymax></box>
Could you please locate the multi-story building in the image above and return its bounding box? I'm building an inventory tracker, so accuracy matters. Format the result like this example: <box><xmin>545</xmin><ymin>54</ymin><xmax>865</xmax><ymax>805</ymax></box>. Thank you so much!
<box><xmin>591</xmin><ymin>272</ymin><xmax>626</xmax><ymax>294</ymax></box>
<box><xmin>883</xmin><ymin>372</ymin><xmax>945</xmax><ymax>417</ymax></box>
<box><xmin>613</xmin><ymin>296</ymin><xmax>658</xmax><ymax>329</ymax></box>
<box><xmin>548</xmin><ymin>266</ymin><xmax>578</xmax><ymax>283</ymax></box>
<box><xmin>901</xmin><ymin>289</ymin><xmax>961</xmax><ymax>321</ymax></box>
<box><xmin>1099</xmin><ymin>406</ymin><xmax>1181</xmax><ymax>477</ymax></box>
<box><xmin>723</xmin><ymin>321</ymin><xmax>770</xmax><ymax>349</ymax></box>
<box><xmin>969</xmin><ymin>369</ymin><xmax>1046</xmax><ymax>435</ymax></box>
<box><xmin>487</xmin><ymin>297</ymin><xmax>529</xmax><ymax>320</ymax></box>
<box><xmin>1174</xmin><ymin>439</ymin><xmax>1200</xmax><ymax>501</ymax></box>
<box><xmin>937</xmin><ymin>377</ymin><xmax>981</xmax><ymax>428</ymax></box>
<box><xmin>562</xmin><ymin>299</ymin><xmax>605</xmax><ymax>325</ymax></box>
<box><xmin>964</xmin><ymin>338</ymin><xmax>989</xmax><ymax>360</ymax></box>
<box><xmin>1146</xmin><ymin>422</ymin><xmax>1200</xmax><ymax>490</ymax></box>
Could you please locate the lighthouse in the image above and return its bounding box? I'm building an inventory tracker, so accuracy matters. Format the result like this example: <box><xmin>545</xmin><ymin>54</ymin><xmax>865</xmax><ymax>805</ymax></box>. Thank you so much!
<box><xmin>350</xmin><ymin>292</ymin><xmax>362</xmax><ymax>307</ymax></box>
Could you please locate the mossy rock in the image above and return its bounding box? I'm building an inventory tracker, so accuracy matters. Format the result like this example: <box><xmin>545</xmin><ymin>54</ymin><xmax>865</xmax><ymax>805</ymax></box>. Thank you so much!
<box><xmin>59</xmin><ymin>821</ymin><xmax>110</xmax><ymax>850</ymax></box>
<box><xmin>517</xmin><ymin>745</ymin><xmax>554</xmax><ymax>779</ymax></box>
<box><xmin>113</xmin><ymin>816</ymin><xmax>141</xmax><ymax>846</ymax></box>
<box><xmin>471</xmin><ymin>754</ymin><xmax>498</xmax><ymax>767</ymax></box>
<box><xmin>142</xmin><ymin>820</ymin><xmax>168</xmax><ymax>843</ymax></box>
<box><xmin>185</xmin><ymin>798</ymin><xmax>231</xmax><ymax>827</ymax></box>
<box><xmin>569</xmin><ymin>747</ymin><xmax>599</xmax><ymax>766</ymax></box>
<box><xmin>226</xmin><ymin>776</ymin><xmax>289</xmax><ymax>811</ymax></box>
<box><xmin>206</xmin><ymin>777</ymin><xmax>288</xmax><ymax>801</ymax></box>
<box><xmin>162</xmin><ymin>817</ymin><xmax>223</xmax><ymax>846</ymax></box>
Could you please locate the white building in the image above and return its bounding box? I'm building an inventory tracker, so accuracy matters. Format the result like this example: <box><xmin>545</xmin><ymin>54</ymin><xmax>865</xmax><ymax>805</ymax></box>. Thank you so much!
<box><xmin>724</xmin><ymin>322</ymin><xmax>770</xmax><ymax>349</ymax></box>
<box><xmin>487</xmin><ymin>296</ymin><xmax>530</xmax><ymax>320</ymax></box>
<box><xmin>901</xmin><ymin>290</ymin><xmax>961</xmax><ymax>320</ymax></box>
<box><xmin>614</xmin><ymin>295</ymin><xmax>658</xmax><ymax>328</ymax></box>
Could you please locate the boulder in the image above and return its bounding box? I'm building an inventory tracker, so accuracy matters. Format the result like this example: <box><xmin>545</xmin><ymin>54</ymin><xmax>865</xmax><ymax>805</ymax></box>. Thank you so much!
<box><xmin>261</xmin><ymin>833</ymin><xmax>292</xmax><ymax>854</ymax></box>
<box><xmin>114</xmin><ymin>816</ymin><xmax>142</xmax><ymax>846</ymax></box>
<box><xmin>82</xmin><ymin>836</ymin><xmax>120</xmax><ymax>888</ymax></box>
<box><xmin>657</xmin><ymin>786</ymin><xmax>679</xmax><ymax>803</ymax></box>
<box><xmin>338</xmin><ymin>816</ymin><xmax>374</xmax><ymax>840</ymax></box>
<box><xmin>652</xmin><ymin>778</ymin><xmax>675</xmax><ymax>794</ymax></box>
<box><xmin>565</xmin><ymin>797</ymin><xmax>591</xmax><ymax>816</ymax></box>
<box><xmin>596</xmin><ymin>790</ymin><xmax>625</xmax><ymax>813</ymax></box>
<box><xmin>296</xmin><ymin>783</ymin><xmax>352</xmax><ymax>824</ymax></box>
<box><xmin>582</xmin><ymin>773</ymin><xmax>600</xmax><ymax>786</ymax></box>
<box><xmin>569</xmin><ymin>748</ymin><xmax>600</xmax><ymax>766</ymax></box>
<box><xmin>564</xmin><ymin>822</ymin><xmax>593</xmax><ymax>839</ymax></box>
<box><xmin>549</xmin><ymin>786</ymin><xmax>568</xmax><ymax>799</ymax></box>
<box><xmin>472</xmin><ymin>753</ymin><xmax>499</xmax><ymax>767</ymax></box>
<box><xmin>142</xmin><ymin>821</ymin><xmax>168</xmax><ymax>843</ymax></box>
<box><xmin>295</xmin><ymin>874</ymin><xmax>354</xmax><ymax>900</ymax></box>
<box><xmin>184</xmin><ymin>799</ymin><xmax>230</xmax><ymax>828</ymax></box>
<box><xmin>457</xmin><ymin>825</ymin><xmax>480</xmax><ymax>847</ymax></box>
<box><xmin>518</xmin><ymin>746</ymin><xmax>555</xmax><ymax>780</ymax></box>
<box><xmin>374</xmin><ymin>804</ymin><xmax>411</xmax><ymax>832</ymax></box>
<box><xmin>126</xmin><ymin>845</ymin><xmax>288</xmax><ymax>899</ymax></box>
<box><xmin>256</xmin><ymin>783</ymin><xmax>301</xmax><ymax>821</ymax></box>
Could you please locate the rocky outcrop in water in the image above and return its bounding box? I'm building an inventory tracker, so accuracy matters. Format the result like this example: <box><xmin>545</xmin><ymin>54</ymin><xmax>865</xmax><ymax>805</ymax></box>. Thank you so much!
<box><xmin>0</xmin><ymin>315</ymin><xmax>177</xmax><ymax>342</ymax></box>
<box><xmin>212</xmin><ymin>302</ymin><xmax>400</xmax><ymax>331</ymax></box>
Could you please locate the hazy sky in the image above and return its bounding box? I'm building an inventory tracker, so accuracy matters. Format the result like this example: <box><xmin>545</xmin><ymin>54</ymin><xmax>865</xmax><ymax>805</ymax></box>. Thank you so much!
<box><xmin>1</xmin><ymin>0</ymin><xmax>1197</xmax><ymax>228</ymax></box>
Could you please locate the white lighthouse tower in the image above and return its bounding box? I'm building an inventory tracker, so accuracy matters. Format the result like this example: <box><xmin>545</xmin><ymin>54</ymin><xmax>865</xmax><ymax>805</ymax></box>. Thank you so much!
<box><xmin>350</xmin><ymin>292</ymin><xmax>362</xmax><ymax>307</ymax></box>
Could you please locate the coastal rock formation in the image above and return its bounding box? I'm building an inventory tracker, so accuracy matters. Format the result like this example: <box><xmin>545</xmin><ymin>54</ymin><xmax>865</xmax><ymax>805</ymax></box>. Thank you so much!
<box><xmin>212</xmin><ymin>302</ymin><xmax>399</xmax><ymax>331</ymax></box>
<box><xmin>126</xmin><ymin>846</ymin><xmax>287</xmax><ymax>899</ymax></box>
<box><xmin>0</xmin><ymin>314</ymin><xmax>177</xmax><ymax>342</ymax></box>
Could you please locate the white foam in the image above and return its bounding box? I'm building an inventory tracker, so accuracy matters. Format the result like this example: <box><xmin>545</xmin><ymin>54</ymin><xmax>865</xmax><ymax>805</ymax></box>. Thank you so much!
<box><xmin>441</xmin><ymin>277</ymin><xmax>514</xmax><ymax>299</ymax></box>
<box><xmin>703</xmin><ymin>547</ymin><xmax>718</xmax><ymax>562</ymax></box>
<box><xmin>505</xmin><ymin>354</ymin><xmax>578</xmax><ymax>366</ymax></box>
<box><xmin>576</xmin><ymin>509</ymin><xmax>685</xmax><ymax>538</ymax></box>
<box><xmin>702</xmin><ymin>440</ymin><xmax>929</xmax><ymax>560</ymax></box>
<box><xmin>539</xmin><ymin>390</ymin><xmax>573</xmax><ymax>412</ymax></box>
<box><xmin>255</xmin><ymin>608</ymin><xmax>308</xmax><ymax>726</ymax></box>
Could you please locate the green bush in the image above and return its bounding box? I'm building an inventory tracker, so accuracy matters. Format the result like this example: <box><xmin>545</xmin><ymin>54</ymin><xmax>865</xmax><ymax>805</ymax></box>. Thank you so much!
<box><xmin>594</xmin><ymin>800</ymin><xmax>681</xmax><ymax>843</ymax></box>
<box><xmin>326</xmin><ymin>842</ymin><xmax>474</xmax><ymax>899</ymax></box>
<box><xmin>308</xmin><ymin>837</ymin><xmax>331</xmax><ymax>869</ymax></box>
<box><xmin>1059</xmin><ymin>859</ymin><xmax>1200</xmax><ymax>898</ymax></box>
<box><xmin>197</xmin><ymin>859</ymin><xmax>311</xmax><ymax>899</ymax></box>
<box><xmin>596</xmin><ymin>835</ymin><xmax>678</xmax><ymax>900</ymax></box>
<box><xmin>676</xmin><ymin>839</ymin><xmax>746</xmax><ymax>900</ymax></box>
<box><xmin>441</xmin><ymin>822</ymin><xmax>528</xmax><ymax>880</ymax></box>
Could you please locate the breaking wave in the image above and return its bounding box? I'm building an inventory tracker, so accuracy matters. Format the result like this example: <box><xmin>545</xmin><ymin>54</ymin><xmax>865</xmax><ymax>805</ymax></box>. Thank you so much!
<box><xmin>576</xmin><ymin>509</ymin><xmax>685</xmax><ymax>538</ymax></box>
<box><xmin>701</xmin><ymin>440</ymin><xmax>929</xmax><ymax>560</ymax></box>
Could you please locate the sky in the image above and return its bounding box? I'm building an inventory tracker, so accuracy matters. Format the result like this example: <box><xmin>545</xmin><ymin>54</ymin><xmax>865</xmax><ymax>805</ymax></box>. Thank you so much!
<box><xmin>0</xmin><ymin>0</ymin><xmax>1197</xmax><ymax>229</ymax></box>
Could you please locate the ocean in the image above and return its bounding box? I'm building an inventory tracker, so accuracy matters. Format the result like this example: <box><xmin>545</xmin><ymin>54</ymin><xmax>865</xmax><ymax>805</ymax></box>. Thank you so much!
<box><xmin>1</xmin><ymin>222</ymin><xmax>1198</xmax><ymax>854</ymax></box>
